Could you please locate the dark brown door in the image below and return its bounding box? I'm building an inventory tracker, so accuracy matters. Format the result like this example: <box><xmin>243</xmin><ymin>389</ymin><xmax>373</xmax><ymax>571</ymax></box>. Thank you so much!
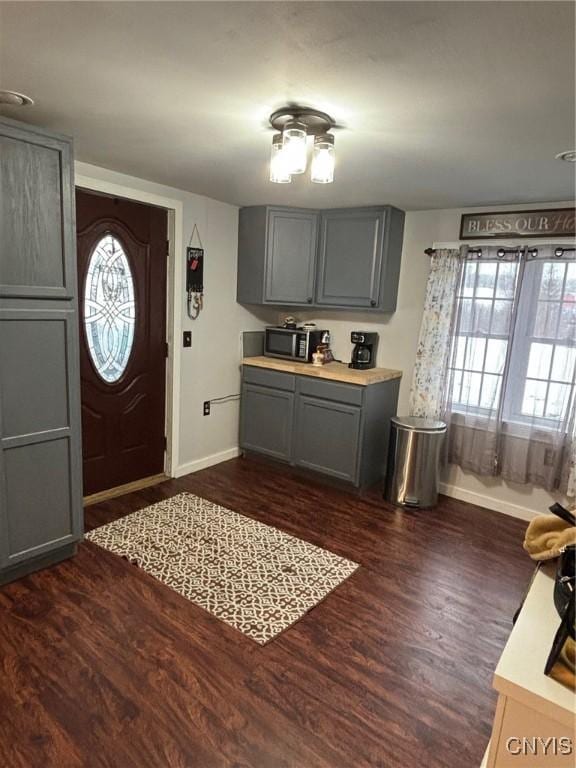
<box><xmin>76</xmin><ymin>190</ymin><xmax>167</xmax><ymax>496</ymax></box>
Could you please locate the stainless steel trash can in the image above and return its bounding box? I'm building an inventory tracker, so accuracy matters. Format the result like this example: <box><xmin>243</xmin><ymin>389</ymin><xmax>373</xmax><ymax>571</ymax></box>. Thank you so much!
<box><xmin>384</xmin><ymin>417</ymin><xmax>447</xmax><ymax>509</ymax></box>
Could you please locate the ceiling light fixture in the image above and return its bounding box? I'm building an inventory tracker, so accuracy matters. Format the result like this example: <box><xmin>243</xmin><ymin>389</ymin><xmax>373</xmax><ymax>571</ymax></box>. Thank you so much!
<box><xmin>0</xmin><ymin>90</ymin><xmax>34</xmax><ymax>106</ymax></box>
<box><xmin>555</xmin><ymin>150</ymin><xmax>576</xmax><ymax>162</ymax></box>
<box><xmin>311</xmin><ymin>134</ymin><xmax>335</xmax><ymax>184</ymax></box>
<box><xmin>269</xmin><ymin>133</ymin><xmax>291</xmax><ymax>183</ymax></box>
<box><xmin>269</xmin><ymin>106</ymin><xmax>336</xmax><ymax>184</ymax></box>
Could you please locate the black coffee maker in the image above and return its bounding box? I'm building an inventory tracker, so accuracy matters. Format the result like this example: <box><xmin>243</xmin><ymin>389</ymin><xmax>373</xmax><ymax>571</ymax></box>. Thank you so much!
<box><xmin>349</xmin><ymin>331</ymin><xmax>378</xmax><ymax>370</ymax></box>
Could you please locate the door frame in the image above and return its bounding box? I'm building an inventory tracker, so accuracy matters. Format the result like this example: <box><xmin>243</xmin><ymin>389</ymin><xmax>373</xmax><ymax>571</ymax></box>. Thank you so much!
<box><xmin>75</xmin><ymin>173</ymin><xmax>183</xmax><ymax>477</ymax></box>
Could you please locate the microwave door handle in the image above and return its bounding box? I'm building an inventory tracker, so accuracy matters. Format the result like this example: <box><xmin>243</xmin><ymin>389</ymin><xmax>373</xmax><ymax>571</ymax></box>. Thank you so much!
<box><xmin>291</xmin><ymin>334</ymin><xmax>298</xmax><ymax>359</ymax></box>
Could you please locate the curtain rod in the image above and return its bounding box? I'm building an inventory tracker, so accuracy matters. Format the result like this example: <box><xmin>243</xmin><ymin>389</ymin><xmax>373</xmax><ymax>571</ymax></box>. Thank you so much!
<box><xmin>424</xmin><ymin>246</ymin><xmax>576</xmax><ymax>258</ymax></box>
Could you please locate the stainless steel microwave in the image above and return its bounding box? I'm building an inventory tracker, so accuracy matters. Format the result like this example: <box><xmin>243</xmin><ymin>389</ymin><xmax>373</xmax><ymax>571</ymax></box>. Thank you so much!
<box><xmin>264</xmin><ymin>326</ymin><xmax>328</xmax><ymax>363</ymax></box>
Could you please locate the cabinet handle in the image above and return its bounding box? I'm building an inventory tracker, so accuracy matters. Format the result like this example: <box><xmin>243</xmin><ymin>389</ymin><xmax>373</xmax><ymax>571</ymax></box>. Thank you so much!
<box><xmin>370</xmin><ymin>299</ymin><xmax>377</xmax><ymax>307</ymax></box>
<box><xmin>307</xmin><ymin>297</ymin><xmax>313</xmax><ymax>303</ymax></box>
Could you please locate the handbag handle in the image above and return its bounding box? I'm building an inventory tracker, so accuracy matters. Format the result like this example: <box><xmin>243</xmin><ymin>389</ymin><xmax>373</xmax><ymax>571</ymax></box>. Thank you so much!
<box><xmin>549</xmin><ymin>502</ymin><xmax>576</xmax><ymax>527</ymax></box>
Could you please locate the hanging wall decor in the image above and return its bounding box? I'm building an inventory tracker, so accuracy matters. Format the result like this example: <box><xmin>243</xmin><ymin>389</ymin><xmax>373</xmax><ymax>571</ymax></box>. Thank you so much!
<box><xmin>460</xmin><ymin>208</ymin><xmax>575</xmax><ymax>239</ymax></box>
<box><xmin>186</xmin><ymin>223</ymin><xmax>204</xmax><ymax>320</ymax></box>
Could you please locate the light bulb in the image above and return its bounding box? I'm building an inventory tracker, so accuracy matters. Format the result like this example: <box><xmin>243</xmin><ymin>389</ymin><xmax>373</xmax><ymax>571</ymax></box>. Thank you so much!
<box><xmin>311</xmin><ymin>134</ymin><xmax>335</xmax><ymax>184</ymax></box>
<box><xmin>269</xmin><ymin>133</ymin><xmax>291</xmax><ymax>183</ymax></box>
<box><xmin>282</xmin><ymin>120</ymin><xmax>307</xmax><ymax>174</ymax></box>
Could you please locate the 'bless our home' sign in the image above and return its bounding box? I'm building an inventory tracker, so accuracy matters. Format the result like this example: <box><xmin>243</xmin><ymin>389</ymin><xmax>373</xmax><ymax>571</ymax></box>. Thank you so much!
<box><xmin>460</xmin><ymin>208</ymin><xmax>575</xmax><ymax>239</ymax></box>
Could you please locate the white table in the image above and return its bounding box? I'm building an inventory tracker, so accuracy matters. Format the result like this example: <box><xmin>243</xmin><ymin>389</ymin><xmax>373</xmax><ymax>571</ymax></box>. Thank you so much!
<box><xmin>483</xmin><ymin>563</ymin><xmax>575</xmax><ymax>767</ymax></box>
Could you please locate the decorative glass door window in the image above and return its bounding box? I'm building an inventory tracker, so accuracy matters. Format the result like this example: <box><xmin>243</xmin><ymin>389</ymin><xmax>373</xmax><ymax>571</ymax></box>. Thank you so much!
<box><xmin>84</xmin><ymin>234</ymin><xmax>136</xmax><ymax>383</ymax></box>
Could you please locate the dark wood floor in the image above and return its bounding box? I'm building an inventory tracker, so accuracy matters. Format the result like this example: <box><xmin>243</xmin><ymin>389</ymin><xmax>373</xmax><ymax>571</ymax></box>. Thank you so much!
<box><xmin>0</xmin><ymin>457</ymin><xmax>534</xmax><ymax>768</ymax></box>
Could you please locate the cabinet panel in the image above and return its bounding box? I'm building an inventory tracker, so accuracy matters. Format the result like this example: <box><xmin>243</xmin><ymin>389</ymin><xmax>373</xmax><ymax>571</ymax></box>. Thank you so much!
<box><xmin>0</xmin><ymin>313</ymin><xmax>71</xmax><ymax>437</ymax></box>
<box><xmin>2</xmin><ymin>436</ymin><xmax>78</xmax><ymax>563</ymax></box>
<box><xmin>243</xmin><ymin>365</ymin><xmax>296</xmax><ymax>391</ymax></box>
<box><xmin>316</xmin><ymin>209</ymin><xmax>384</xmax><ymax>308</ymax></box>
<box><xmin>298</xmin><ymin>377</ymin><xmax>364</xmax><ymax>406</ymax></box>
<box><xmin>240</xmin><ymin>383</ymin><xmax>294</xmax><ymax>461</ymax></box>
<box><xmin>265</xmin><ymin>209</ymin><xmax>317</xmax><ymax>304</ymax></box>
<box><xmin>294</xmin><ymin>396</ymin><xmax>361</xmax><ymax>482</ymax></box>
<box><xmin>0</xmin><ymin>128</ymin><xmax>74</xmax><ymax>299</ymax></box>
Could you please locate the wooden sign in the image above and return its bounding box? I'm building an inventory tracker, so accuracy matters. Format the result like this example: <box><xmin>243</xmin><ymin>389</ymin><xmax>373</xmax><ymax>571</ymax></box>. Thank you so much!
<box><xmin>460</xmin><ymin>208</ymin><xmax>575</xmax><ymax>239</ymax></box>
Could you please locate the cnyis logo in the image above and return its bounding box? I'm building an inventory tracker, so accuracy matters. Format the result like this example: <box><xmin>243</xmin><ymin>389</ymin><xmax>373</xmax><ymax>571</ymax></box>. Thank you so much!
<box><xmin>506</xmin><ymin>736</ymin><xmax>573</xmax><ymax>757</ymax></box>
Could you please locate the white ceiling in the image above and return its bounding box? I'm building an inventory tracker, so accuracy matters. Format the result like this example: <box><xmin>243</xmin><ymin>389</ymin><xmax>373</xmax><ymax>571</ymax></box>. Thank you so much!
<box><xmin>1</xmin><ymin>1</ymin><xmax>574</xmax><ymax>210</ymax></box>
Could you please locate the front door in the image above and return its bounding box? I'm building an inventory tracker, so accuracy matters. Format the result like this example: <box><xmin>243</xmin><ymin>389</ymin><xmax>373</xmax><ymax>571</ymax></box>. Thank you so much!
<box><xmin>76</xmin><ymin>190</ymin><xmax>168</xmax><ymax>496</ymax></box>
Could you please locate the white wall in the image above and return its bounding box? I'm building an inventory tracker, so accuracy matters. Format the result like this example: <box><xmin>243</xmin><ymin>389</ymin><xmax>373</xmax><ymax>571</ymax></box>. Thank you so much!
<box><xmin>74</xmin><ymin>161</ymin><xmax>275</xmax><ymax>477</ymax></box>
<box><xmin>299</xmin><ymin>201</ymin><xmax>574</xmax><ymax>520</ymax></box>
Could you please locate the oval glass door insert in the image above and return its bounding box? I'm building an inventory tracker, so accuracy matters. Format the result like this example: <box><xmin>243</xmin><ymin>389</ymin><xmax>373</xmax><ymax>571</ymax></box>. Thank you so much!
<box><xmin>84</xmin><ymin>234</ymin><xmax>136</xmax><ymax>383</ymax></box>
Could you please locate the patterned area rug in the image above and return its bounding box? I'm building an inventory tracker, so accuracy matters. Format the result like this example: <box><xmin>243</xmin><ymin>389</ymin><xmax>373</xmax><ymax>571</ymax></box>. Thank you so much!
<box><xmin>86</xmin><ymin>492</ymin><xmax>359</xmax><ymax>644</ymax></box>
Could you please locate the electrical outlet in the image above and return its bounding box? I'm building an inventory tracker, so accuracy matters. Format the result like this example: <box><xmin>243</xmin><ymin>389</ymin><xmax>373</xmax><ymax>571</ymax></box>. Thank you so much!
<box><xmin>183</xmin><ymin>331</ymin><xmax>192</xmax><ymax>348</ymax></box>
<box><xmin>203</xmin><ymin>401</ymin><xmax>210</xmax><ymax>416</ymax></box>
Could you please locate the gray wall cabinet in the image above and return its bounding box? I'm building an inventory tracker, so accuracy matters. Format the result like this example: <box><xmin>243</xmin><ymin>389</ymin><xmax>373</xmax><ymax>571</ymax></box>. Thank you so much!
<box><xmin>237</xmin><ymin>205</ymin><xmax>404</xmax><ymax>311</ymax></box>
<box><xmin>265</xmin><ymin>209</ymin><xmax>317</xmax><ymax>305</ymax></box>
<box><xmin>316</xmin><ymin>207</ymin><xmax>404</xmax><ymax>311</ymax></box>
<box><xmin>0</xmin><ymin>117</ymin><xmax>83</xmax><ymax>585</ymax></box>
<box><xmin>240</xmin><ymin>365</ymin><xmax>400</xmax><ymax>488</ymax></box>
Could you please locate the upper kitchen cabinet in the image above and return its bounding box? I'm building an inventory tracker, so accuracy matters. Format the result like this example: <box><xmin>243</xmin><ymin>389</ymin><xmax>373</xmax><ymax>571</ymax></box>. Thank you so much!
<box><xmin>316</xmin><ymin>207</ymin><xmax>405</xmax><ymax>311</ymax></box>
<box><xmin>237</xmin><ymin>206</ymin><xmax>318</xmax><ymax>306</ymax></box>
<box><xmin>237</xmin><ymin>204</ymin><xmax>404</xmax><ymax>311</ymax></box>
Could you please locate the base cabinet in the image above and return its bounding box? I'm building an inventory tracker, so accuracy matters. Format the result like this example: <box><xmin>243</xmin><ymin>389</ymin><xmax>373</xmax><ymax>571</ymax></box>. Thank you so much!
<box><xmin>240</xmin><ymin>365</ymin><xmax>400</xmax><ymax>488</ymax></box>
<box><xmin>295</xmin><ymin>396</ymin><xmax>361</xmax><ymax>483</ymax></box>
<box><xmin>240</xmin><ymin>384</ymin><xmax>294</xmax><ymax>462</ymax></box>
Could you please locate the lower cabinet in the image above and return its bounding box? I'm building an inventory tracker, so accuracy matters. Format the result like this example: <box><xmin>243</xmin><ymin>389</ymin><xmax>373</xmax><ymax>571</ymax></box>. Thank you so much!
<box><xmin>240</xmin><ymin>383</ymin><xmax>294</xmax><ymax>461</ymax></box>
<box><xmin>240</xmin><ymin>365</ymin><xmax>400</xmax><ymax>488</ymax></box>
<box><xmin>294</xmin><ymin>396</ymin><xmax>361</xmax><ymax>483</ymax></box>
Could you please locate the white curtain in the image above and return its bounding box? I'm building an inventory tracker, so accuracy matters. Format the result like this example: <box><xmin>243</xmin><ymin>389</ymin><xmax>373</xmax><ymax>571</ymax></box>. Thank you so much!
<box><xmin>410</xmin><ymin>244</ymin><xmax>576</xmax><ymax>497</ymax></box>
<box><xmin>409</xmin><ymin>249</ymin><xmax>462</xmax><ymax>418</ymax></box>
<box><xmin>565</xmin><ymin>416</ymin><xmax>576</xmax><ymax>498</ymax></box>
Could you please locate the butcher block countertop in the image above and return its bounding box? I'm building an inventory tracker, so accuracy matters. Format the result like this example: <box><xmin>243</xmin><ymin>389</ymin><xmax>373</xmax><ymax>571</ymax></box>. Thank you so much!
<box><xmin>242</xmin><ymin>357</ymin><xmax>403</xmax><ymax>386</ymax></box>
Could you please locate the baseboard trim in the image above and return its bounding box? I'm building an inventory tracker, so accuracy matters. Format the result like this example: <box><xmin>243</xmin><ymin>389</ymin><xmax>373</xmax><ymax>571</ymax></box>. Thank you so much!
<box><xmin>173</xmin><ymin>449</ymin><xmax>541</xmax><ymax>521</ymax></box>
<box><xmin>174</xmin><ymin>447</ymin><xmax>241</xmax><ymax>478</ymax></box>
<box><xmin>83</xmin><ymin>474</ymin><xmax>168</xmax><ymax>506</ymax></box>
<box><xmin>439</xmin><ymin>482</ymin><xmax>538</xmax><ymax>522</ymax></box>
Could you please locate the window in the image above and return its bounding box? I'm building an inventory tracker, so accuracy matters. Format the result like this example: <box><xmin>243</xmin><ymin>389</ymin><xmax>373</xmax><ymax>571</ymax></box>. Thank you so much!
<box><xmin>449</xmin><ymin>254</ymin><xmax>576</xmax><ymax>429</ymax></box>
<box><xmin>509</xmin><ymin>260</ymin><xmax>576</xmax><ymax>425</ymax></box>
<box><xmin>449</xmin><ymin>260</ymin><xmax>519</xmax><ymax>414</ymax></box>
<box><xmin>84</xmin><ymin>235</ymin><xmax>136</xmax><ymax>383</ymax></box>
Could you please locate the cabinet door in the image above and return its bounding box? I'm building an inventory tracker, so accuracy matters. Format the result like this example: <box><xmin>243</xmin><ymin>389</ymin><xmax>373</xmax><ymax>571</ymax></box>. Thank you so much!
<box><xmin>294</xmin><ymin>396</ymin><xmax>361</xmax><ymax>483</ymax></box>
<box><xmin>265</xmin><ymin>209</ymin><xmax>317</xmax><ymax>305</ymax></box>
<box><xmin>316</xmin><ymin>208</ymin><xmax>385</xmax><ymax>308</ymax></box>
<box><xmin>0</xmin><ymin>118</ymin><xmax>82</xmax><ymax>577</ymax></box>
<box><xmin>240</xmin><ymin>384</ymin><xmax>294</xmax><ymax>461</ymax></box>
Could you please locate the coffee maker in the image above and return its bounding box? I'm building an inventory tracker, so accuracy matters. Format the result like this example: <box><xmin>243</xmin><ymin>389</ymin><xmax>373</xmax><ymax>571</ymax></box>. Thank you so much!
<box><xmin>349</xmin><ymin>331</ymin><xmax>378</xmax><ymax>370</ymax></box>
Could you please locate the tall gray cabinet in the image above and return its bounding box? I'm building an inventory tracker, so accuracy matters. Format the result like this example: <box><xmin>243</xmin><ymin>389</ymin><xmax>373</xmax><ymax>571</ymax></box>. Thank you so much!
<box><xmin>0</xmin><ymin>117</ymin><xmax>83</xmax><ymax>585</ymax></box>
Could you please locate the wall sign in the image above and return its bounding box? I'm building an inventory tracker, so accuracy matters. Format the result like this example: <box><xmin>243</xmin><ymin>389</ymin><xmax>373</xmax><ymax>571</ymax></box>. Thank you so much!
<box><xmin>460</xmin><ymin>208</ymin><xmax>575</xmax><ymax>239</ymax></box>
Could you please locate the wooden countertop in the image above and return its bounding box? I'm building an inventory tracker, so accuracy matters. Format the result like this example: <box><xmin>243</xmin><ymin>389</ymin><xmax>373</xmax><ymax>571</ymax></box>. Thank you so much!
<box><xmin>242</xmin><ymin>357</ymin><xmax>403</xmax><ymax>386</ymax></box>
<box><xmin>493</xmin><ymin>562</ymin><xmax>575</xmax><ymax>728</ymax></box>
